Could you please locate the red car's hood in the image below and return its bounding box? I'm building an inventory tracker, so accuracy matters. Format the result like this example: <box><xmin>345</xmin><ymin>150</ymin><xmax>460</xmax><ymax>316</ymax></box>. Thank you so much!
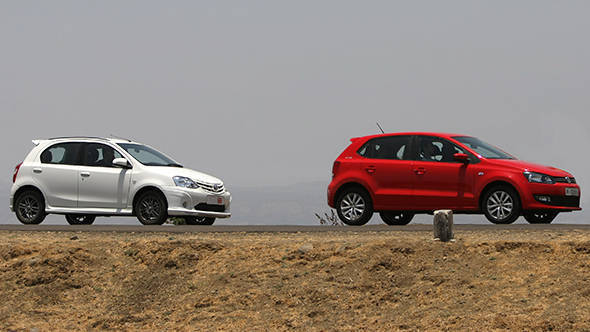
<box><xmin>484</xmin><ymin>159</ymin><xmax>573</xmax><ymax>177</ymax></box>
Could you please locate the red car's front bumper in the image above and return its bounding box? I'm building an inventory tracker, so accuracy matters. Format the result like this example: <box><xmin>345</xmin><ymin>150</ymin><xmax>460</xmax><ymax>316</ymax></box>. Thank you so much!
<box><xmin>520</xmin><ymin>182</ymin><xmax>582</xmax><ymax>211</ymax></box>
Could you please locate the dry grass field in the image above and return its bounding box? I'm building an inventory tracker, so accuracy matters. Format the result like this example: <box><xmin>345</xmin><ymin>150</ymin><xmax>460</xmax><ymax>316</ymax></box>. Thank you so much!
<box><xmin>1</xmin><ymin>228</ymin><xmax>590</xmax><ymax>331</ymax></box>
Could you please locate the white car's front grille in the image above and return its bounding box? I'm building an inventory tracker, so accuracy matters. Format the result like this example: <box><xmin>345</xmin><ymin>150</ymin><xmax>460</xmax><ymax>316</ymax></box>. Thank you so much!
<box><xmin>196</xmin><ymin>181</ymin><xmax>225</xmax><ymax>194</ymax></box>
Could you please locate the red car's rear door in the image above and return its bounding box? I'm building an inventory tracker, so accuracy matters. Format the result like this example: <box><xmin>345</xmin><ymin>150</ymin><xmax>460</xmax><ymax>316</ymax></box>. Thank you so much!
<box><xmin>356</xmin><ymin>135</ymin><xmax>415</xmax><ymax>210</ymax></box>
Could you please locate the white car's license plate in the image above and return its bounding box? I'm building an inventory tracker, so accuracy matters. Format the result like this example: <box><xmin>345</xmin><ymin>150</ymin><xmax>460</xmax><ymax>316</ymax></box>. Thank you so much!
<box><xmin>207</xmin><ymin>195</ymin><xmax>224</xmax><ymax>205</ymax></box>
<box><xmin>565</xmin><ymin>187</ymin><xmax>580</xmax><ymax>197</ymax></box>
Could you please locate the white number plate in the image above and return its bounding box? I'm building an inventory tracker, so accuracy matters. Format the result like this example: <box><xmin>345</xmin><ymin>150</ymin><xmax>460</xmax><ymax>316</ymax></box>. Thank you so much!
<box><xmin>565</xmin><ymin>188</ymin><xmax>580</xmax><ymax>197</ymax></box>
<box><xmin>207</xmin><ymin>195</ymin><xmax>224</xmax><ymax>205</ymax></box>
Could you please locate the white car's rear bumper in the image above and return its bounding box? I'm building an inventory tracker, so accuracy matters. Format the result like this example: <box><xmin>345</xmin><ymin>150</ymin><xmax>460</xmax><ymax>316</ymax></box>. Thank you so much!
<box><xmin>162</xmin><ymin>186</ymin><xmax>231</xmax><ymax>219</ymax></box>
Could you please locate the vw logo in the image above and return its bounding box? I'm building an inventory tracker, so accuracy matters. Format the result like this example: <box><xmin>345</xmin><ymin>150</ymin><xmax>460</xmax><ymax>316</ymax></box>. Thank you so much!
<box><xmin>213</xmin><ymin>184</ymin><xmax>220</xmax><ymax>191</ymax></box>
<box><xmin>566</xmin><ymin>177</ymin><xmax>571</xmax><ymax>184</ymax></box>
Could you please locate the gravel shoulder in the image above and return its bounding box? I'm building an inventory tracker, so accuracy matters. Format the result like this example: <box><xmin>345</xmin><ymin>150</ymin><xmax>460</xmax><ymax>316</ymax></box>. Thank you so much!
<box><xmin>1</xmin><ymin>228</ymin><xmax>590</xmax><ymax>331</ymax></box>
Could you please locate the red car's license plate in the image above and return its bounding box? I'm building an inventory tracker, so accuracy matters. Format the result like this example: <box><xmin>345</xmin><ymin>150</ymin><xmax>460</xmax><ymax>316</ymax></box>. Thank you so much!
<box><xmin>565</xmin><ymin>188</ymin><xmax>580</xmax><ymax>197</ymax></box>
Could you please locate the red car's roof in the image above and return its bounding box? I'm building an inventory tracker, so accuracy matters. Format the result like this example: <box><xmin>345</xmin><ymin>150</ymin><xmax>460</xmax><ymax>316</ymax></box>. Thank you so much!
<box><xmin>350</xmin><ymin>132</ymin><xmax>469</xmax><ymax>142</ymax></box>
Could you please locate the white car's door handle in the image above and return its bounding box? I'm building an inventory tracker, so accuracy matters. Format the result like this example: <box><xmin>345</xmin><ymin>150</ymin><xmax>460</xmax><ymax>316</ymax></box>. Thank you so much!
<box><xmin>33</xmin><ymin>168</ymin><xmax>42</xmax><ymax>173</ymax></box>
<box><xmin>80</xmin><ymin>172</ymin><xmax>90</xmax><ymax>177</ymax></box>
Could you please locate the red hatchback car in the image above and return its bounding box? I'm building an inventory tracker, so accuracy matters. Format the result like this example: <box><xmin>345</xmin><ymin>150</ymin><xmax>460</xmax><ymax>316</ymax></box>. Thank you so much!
<box><xmin>328</xmin><ymin>133</ymin><xmax>581</xmax><ymax>225</ymax></box>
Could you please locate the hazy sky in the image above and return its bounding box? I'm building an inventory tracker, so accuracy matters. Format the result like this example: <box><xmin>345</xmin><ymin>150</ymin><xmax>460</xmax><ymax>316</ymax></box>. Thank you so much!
<box><xmin>1</xmin><ymin>1</ymin><xmax>589</xmax><ymax>222</ymax></box>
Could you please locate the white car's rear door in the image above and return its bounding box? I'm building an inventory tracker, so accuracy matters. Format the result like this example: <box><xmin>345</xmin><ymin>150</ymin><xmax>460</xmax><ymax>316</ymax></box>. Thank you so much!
<box><xmin>36</xmin><ymin>142</ymin><xmax>83</xmax><ymax>208</ymax></box>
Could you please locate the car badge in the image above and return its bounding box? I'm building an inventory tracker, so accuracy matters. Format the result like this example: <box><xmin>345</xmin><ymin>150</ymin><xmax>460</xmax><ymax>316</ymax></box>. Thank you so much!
<box><xmin>566</xmin><ymin>177</ymin><xmax>571</xmax><ymax>184</ymax></box>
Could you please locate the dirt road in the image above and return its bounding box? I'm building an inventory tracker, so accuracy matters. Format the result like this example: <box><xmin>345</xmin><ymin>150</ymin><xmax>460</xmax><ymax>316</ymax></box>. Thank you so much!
<box><xmin>1</xmin><ymin>227</ymin><xmax>590</xmax><ymax>331</ymax></box>
<box><xmin>1</xmin><ymin>223</ymin><xmax>589</xmax><ymax>233</ymax></box>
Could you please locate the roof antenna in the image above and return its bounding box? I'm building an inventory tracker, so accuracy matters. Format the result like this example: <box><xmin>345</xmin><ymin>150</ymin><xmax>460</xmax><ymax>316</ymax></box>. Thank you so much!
<box><xmin>376</xmin><ymin>122</ymin><xmax>385</xmax><ymax>134</ymax></box>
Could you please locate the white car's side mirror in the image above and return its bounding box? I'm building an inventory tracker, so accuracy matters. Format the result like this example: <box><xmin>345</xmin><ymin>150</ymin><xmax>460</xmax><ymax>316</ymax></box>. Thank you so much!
<box><xmin>113</xmin><ymin>158</ymin><xmax>131</xmax><ymax>168</ymax></box>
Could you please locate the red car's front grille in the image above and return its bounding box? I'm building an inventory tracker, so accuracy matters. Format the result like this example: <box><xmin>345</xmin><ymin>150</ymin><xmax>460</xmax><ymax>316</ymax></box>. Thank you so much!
<box><xmin>553</xmin><ymin>176</ymin><xmax>576</xmax><ymax>184</ymax></box>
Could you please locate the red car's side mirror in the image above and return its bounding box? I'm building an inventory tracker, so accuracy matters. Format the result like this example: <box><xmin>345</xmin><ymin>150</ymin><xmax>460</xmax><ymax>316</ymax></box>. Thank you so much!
<box><xmin>453</xmin><ymin>153</ymin><xmax>470</xmax><ymax>163</ymax></box>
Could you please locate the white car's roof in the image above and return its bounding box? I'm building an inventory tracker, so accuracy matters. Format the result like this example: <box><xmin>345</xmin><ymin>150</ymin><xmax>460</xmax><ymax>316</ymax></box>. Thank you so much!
<box><xmin>33</xmin><ymin>137</ymin><xmax>142</xmax><ymax>145</ymax></box>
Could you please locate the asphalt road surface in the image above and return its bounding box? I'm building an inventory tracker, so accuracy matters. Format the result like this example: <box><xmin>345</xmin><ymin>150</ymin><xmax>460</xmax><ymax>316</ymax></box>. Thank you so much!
<box><xmin>0</xmin><ymin>224</ymin><xmax>589</xmax><ymax>233</ymax></box>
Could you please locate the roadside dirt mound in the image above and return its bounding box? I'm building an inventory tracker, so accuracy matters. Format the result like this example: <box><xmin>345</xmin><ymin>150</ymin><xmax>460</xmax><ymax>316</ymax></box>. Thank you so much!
<box><xmin>1</xmin><ymin>230</ymin><xmax>590</xmax><ymax>331</ymax></box>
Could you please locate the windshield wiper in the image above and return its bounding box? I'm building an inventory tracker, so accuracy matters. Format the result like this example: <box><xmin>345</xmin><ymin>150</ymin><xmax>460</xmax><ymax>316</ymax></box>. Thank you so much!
<box><xmin>144</xmin><ymin>162</ymin><xmax>183</xmax><ymax>167</ymax></box>
<box><xmin>166</xmin><ymin>163</ymin><xmax>184</xmax><ymax>168</ymax></box>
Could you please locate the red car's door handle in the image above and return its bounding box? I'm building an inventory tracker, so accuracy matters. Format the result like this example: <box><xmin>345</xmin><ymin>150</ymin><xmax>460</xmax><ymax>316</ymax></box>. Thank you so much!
<box><xmin>365</xmin><ymin>166</ymin><xmax>376</xmax><ymax>174</ymax></box>
<box><xmin>414</xmin><ymin>167</ymin><xmax>426</xmax><ymax>175</ymax></box>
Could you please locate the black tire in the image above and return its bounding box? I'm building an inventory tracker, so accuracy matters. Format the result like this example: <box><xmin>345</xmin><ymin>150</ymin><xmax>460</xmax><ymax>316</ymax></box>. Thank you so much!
<box><xmin>185</xmin><ymin>217</ymin><xmax>216</xmax><ymax>225</ymax></box>
<box><xmin>379</xmin><ymin>211</ymin><xmax>415</xmax><ymax>225</ymax></box>
<box><xmin>523</xmin><ymin>211</ymin><xmax>558</xmax><ymax>224</ymax></box>
<box><xmin>336</xmin><ymin>187</ymin><xmax>373</xmax><ymax>226</ymax></box>
<box><xmin>135</xmin><ymin>191</ymin><xmax>168</xmax><ymax>225</ymax></box>
<box><xmin>65</xmin><ymin>214</ymin><xmax>96</xmax><ymax>225</ymax></box>
<box><xmin>14</xmin><ymin>190</ymin><xmax>46</xmax><ymax>225</ymax></box>
<box><xmin>482</xmin><ymin>185</ymin><xmax>521</xmax><ymax>224</ymax></box>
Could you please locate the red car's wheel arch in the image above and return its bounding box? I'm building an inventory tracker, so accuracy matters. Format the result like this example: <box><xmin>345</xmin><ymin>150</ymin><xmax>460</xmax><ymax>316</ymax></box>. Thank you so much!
<box><xmin>333</xmin><ymin>182</ymin><xmax>374</xmax><ymax>207</ymax></box>
<box><xmin>477</xmin><ymin>179</ymin><xmax>524</xmax><ymax>213</ymax></box>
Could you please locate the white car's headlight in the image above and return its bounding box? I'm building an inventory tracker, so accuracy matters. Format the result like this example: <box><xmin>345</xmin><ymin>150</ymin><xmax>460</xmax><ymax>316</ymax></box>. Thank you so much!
<box><xmin>523</xmin><ymin>171</ymin><xmax>555</xmax><ymax>184</ymax></box>
<box><xmin>173</xmin><ymin>176</ymin><xmax>199</xmax><ymax>189</ymax></box>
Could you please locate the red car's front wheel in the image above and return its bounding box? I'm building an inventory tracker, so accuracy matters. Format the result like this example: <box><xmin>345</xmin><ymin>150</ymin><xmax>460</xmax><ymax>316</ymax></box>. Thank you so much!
<box><xmin>482</xmin><ymin>186</ymin><xmax>521</xmax><ymax>224</ymax></box>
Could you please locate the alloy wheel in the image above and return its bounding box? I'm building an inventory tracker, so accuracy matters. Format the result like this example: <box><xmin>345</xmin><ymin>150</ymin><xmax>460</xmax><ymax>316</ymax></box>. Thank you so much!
<box><xmin>18</xmin><ymin>196</ymin><xmax>40</xmax><ymax>221</ymax></box>
<box><xmin>380</xmin><ymin>211</ymin><xmax>415</xmax><ymax>226</ymax></box>
<box><xmin>486</xmin><ymin>190</ymin><xmax>514</xmax><ymax>221</ymax></box>
<box><xmin>185</xmin><ymin>216</ymin><xmax>216</xmax><ymax>225</ymax></box>
<box><xmin>139</xmin><ymin>198</ymin><xmax>162</xmax><ymax>221</ymax></box>
<box><xmin>524</xmin><ymin>211</ymin><xmax>558</xmax><ymax>224</ymax></box>
<box><xmin>65</xmin><ymin>214</ymin><xmax>96</xmax><ymax>225</ymax></box>
<box><xmin>340</xmin><ymin>192</ymin><xmax>366</xmax><ymax>222</ymax></box>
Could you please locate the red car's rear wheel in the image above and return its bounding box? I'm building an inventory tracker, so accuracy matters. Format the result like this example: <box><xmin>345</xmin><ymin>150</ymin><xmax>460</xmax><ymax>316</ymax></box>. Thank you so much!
<box><xmin>336</xmin><ymin>187</ymin><xmax>373</xmax><ymax>226</ymax></box>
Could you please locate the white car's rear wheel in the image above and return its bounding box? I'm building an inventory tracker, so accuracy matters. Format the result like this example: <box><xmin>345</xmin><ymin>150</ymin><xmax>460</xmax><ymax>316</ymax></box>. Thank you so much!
<box><xmin>15</xmin><ymin>190</ymin><xmax>46</xmax><ymax>225</ymax></box>
<box><xmin>185</xmin><ymin>217</ymin><xmax>215</xmax><ymax>225</ymax></box>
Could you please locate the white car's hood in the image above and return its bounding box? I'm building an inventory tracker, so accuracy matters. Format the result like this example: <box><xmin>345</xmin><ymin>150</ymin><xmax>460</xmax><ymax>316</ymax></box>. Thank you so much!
<box><xmin>151</xmin><ymin>166</ymin><xmax>223</xmax><ymax>185</ymax></box>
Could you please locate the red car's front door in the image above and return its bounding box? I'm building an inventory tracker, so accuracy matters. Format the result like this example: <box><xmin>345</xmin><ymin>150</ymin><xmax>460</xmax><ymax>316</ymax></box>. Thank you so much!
<box><xmin>411</xmin><ymin>136</ymin><xmax>478</xmax><ymax>210</ymax></box>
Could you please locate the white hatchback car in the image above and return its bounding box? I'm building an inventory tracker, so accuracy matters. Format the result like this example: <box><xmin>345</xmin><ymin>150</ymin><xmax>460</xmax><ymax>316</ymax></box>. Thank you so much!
<box><xmin>10</xmin><ymin>137</ymin><xmax>231</xmax><ymax>225</ymax></box>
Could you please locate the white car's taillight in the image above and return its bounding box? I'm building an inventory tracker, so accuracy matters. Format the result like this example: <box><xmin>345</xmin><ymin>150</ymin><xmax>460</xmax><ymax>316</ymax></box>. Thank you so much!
<box><xmin>13</xmin><ymin>162</ymin><xmax>22</xmax><ymax>183</ymax></box>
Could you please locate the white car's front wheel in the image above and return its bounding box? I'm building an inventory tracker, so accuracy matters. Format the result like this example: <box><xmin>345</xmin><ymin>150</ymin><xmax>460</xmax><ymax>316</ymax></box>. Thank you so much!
<box><xmin>135</xmin><ymin>191</ymin><xmax>168</xmax><ymax>225</ymax></box>
<box><xmin>65</xmin><ymin>214</ymin><xmax>96</xmax><ymax>225</ymax></box>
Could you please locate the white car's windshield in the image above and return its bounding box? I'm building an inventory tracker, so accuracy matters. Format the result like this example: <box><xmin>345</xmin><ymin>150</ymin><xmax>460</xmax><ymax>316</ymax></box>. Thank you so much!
<box><xmin>453</xmin><ymin>136</ymin><xmax>516</xmax><ymax>160</ymax></box>
<box><xmin>118</xmin><ymin>143</ymin><xmax>183</xmax><ymax>167</ymax></box>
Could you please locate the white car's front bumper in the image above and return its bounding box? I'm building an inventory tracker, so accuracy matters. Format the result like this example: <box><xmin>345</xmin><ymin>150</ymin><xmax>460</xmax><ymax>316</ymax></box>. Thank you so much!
<box><xmin>162</xmin><ymin>186</ymin><xmax>231</xmax><ymax>219</ymax></box>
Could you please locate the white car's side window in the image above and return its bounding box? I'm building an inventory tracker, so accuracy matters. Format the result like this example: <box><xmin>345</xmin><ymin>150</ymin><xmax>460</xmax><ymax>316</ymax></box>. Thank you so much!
<box><xmin>40</xmin><ymin>143</ymin><xmax>82</xmax><ymax>165</ymax></box>
<box><xmin>83</xmin><ymin>143</ymin><xmax>123</xmax><ymax>168</ymax></box>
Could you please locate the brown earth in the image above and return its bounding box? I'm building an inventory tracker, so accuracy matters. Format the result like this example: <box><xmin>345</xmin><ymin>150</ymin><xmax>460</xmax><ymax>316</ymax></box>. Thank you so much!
<box><xmin>1</xmin><ymin>229</ymin><xmax>590</xmax><ymax>331</ymax></box>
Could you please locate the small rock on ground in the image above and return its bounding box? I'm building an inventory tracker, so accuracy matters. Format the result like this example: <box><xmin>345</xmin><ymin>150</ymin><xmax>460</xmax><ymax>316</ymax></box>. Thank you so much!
<box><xmin>298</xmin><ymin>243</ymin><xmax>313</xmax><ymax>254</ymax></box>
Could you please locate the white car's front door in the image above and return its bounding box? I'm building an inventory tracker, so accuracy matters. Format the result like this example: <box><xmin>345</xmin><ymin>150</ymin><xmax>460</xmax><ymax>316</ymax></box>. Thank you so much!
<box><xmin>77</xmin><ymin>143</ymin><xmax>132</xmax><ymax>209</ymax></box>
